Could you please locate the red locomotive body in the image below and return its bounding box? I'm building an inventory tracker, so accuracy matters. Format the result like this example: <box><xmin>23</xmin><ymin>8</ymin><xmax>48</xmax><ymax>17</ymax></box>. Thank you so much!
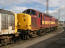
<box><xmin>21</xmin><ymin>9</ymin><xmax>58</xmax><ymax>38</ymax></box>
<box><xmin>23</xmin><ymin>9</ymin><xmax>58</xmax><ymax>31</ymax></box>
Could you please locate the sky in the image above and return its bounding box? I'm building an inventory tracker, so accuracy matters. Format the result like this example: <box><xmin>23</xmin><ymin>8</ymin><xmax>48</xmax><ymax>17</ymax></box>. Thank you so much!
<box><xmin>0</xmin><ymin>0</ymin><xmax>65</xmax><ymax>21</ymax></box>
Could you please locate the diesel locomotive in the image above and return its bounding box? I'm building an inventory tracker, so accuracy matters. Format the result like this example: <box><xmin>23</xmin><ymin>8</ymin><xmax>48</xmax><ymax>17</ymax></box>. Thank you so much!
<box><xmin>17</xmin><ymin>9</ymin><xmax>58</xmax><ymax>39</ymax></box>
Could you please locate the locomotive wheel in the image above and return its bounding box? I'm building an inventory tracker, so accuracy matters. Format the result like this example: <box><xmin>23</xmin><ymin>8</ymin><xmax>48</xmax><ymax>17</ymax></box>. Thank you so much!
<box><xmin>37</xmin><ymin>29</ymin><xmax>46</xmax><ymax>36</ymax></box>
<box><xmin>23</xmin><ymin>34</ymin><xmax>30</xmax><ymax>40</ymax></box>
<box><xmin>21</xmin><ymin>31</ymin><xmax>30</xmax><ymax>40</ymax></box>
<box><xmin>27</xmin><ymin>31</ymin><xmax>38</xmax><ymax>38</ymax></box>
<box><xmin>37</xmin><ymin>30</ymin><xmax>42</xmax><ymax>36</ymax></box>
<box><xmin>37</xmin><ymin>30</ymin><xmax>40</xmax><ymax>36</ymax></box>
<box><xmin>0</xmin><ymin>35</ymin><xmax>13</xmax><ymax>46</ymax></box>
<box><xmin>39</xmin><ymin>30</ymin><xmax>44</xmax><ymax>36</ymax></box>
<box><xmin>32</xmin><ymin>31</ymin><xmax>38</xmax><ymax>37</ymax></box>
<box><xmin>28</xmin><ymin>31</ymin><xmax>33</xmax><ymax>38</ymax></box>
<box><xmin>1</xmin><ymin>38</ymin><xmax>11</xmax><ymax>46</ymax></box>
<box><xmin>25</xmin><ymin>31</ymin><xmax>30</xmax><ymax>40</ymax></box>
<box><xmin>1</xmin><ymin>39</ymin><xmax>5</xmax><ymax>46</ymax></box>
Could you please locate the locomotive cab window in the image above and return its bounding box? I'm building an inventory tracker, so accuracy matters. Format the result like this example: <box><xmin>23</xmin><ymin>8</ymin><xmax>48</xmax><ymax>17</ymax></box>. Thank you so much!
<box><xmin>23</xmin><ymin>9</ymin><xmax>36</xmax><ymax>15</ymax></box>
<box><xmin>23</xmin><ymin>10</ymin><xmax>30</xmax><ymax>14</ymax></box>
<box><xmin>38</xmin><ymin>13</ymin><xmax>40</xmax><ymax>18</ymax></box>
<box><xmin>30</xmin><ymin>10</ymin><xmax>36</xmax><ymax>15</ymax></box>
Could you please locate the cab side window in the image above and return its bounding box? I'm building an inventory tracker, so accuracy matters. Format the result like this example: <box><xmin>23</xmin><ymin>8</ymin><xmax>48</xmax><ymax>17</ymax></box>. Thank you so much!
<box><xmin>38</xmin><ymin>13</ymin><xmax>40</xmax><ymax>18</ymax></box>
<box><xmin>30</xmin><ymin>10</ymin><xmax>36</xmax><ymax>15</ymax></box>
<box><xmin>23</xmin><ymin>10</ymin><xmax>36</xmax><ymax>15</ymax></box>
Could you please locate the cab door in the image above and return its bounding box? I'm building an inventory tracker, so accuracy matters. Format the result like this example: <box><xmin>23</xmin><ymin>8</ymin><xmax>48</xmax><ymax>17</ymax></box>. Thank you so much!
<box><xmin>38</xmin><ymin>13</ymin><xmax>42</xmax><ymax>27</ymax></box>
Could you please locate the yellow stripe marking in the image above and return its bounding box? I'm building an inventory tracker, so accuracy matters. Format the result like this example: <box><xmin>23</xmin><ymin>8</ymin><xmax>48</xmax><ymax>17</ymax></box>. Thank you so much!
<box><xmin>42</xmin><ymin>21</ymin><xmax>55</xmax><ymax>24</ymax></box>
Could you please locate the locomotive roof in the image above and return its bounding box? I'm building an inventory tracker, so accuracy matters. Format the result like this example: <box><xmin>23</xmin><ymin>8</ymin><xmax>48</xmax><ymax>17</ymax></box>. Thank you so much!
<box><xmin>23</xmin><ymin>9</ymin><xmax>56</xmax><ymax>18</ymax></box>
<box><xmin>24</xmin><ymin>9</ymin><xmax>41</xmax><ymax>13</ymax></box>
<box><xmin>0</xmin><ymin>9</ymin><xmax>14</xmax><ymax>15</ymax></box>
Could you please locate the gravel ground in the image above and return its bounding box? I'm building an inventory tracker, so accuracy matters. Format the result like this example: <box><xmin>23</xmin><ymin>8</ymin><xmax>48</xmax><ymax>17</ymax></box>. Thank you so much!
<box><xmin>28</xmin><ymin>27</ymin><xmax>65</xmax><ymax>48</ymax></box>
